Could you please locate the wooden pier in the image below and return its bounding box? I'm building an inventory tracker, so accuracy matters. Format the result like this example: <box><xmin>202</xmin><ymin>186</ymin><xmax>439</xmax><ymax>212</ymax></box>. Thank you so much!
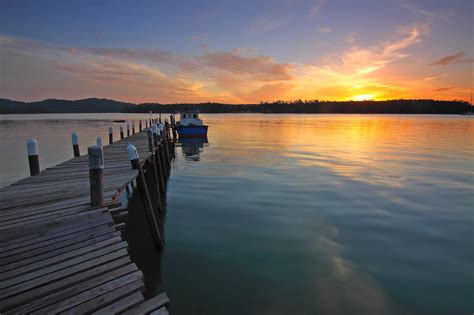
<box><xmin>0</xmin><ymin>120</ymin><xmax>174</xmax><ymax>314</ymax></box>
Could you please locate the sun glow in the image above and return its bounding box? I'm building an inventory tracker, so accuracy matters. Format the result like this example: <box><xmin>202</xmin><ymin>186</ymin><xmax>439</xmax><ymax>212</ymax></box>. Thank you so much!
<box><xmin>352</xmin><ymin>94</ymin><xmax>375</xmax><ymax>101</ymax></box>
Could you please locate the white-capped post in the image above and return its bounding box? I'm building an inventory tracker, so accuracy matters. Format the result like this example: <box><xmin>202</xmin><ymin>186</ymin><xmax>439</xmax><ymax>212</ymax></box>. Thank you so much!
<box><xmin>71</xmin><ymin>130</ymin><xmax>80</xmax><ymax>157</ymax></box>
<box><xmin>120</xmin><ymin>126</ymin><xmax>124</xmax><ymax>139</ymax></box>
<box><xmin>152</xmin><ymin>124</ymin><xmax>159</xmax><ymax>146</ymax></box>
<box><xmin>132</xmin><ymin>122</ymin><xmax>136</xmax><ymax>134</ymax></box>
<box><xmin>27</xmin><ymin>138</ymin><xmax>40</xmax><ymax>176</ymax></box>
<box><xmin>139</xmin><ymin>120</ymin><xmax>143</xmax><ymax>131</ymax></box>
<box><xmin>127</xmin><ymin>124</ymin><xmax>130</xmax><ymax>137</ymax></box>
<box><xmin>171</xmin><ymin>114</ymin><xmax>175</xmax><ymax>127</ymax></box>
<box><xmin>128</xmin><ymin>143</ymin><xmax>140</xmax><ymax>169</ymax></box>
<box><xmin>147</xmin><ymin>129</ymin><xmax>154</xmax><ymax>152</ymax></box>
<box><xmin>88</xmin><ymin>145</ymin><xmax>104</xmax><ymax>206</ymax></box>
<box><xmin>96</xmin><ymin>137</ymin><xmax>103</xmax><ymax>147</ymax></box>
<box><xmin>108</xmin><ymin>126</ymin><xmax>113</xmax><ymax>144</ymax></box>
<box><xmin>159</xmin><ymin>123</ymin><xmax>164</xmax><ymax>139</ymax></box>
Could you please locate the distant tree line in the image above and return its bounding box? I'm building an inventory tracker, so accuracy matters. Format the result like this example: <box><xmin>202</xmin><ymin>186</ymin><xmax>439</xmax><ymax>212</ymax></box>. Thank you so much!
<box><xmin>122</xmin><ymin>99</ymin><xmax>471</xmax><ymax>114</ymax></box>
<box><xmin>0</xmin><ymin>98</ymin><xmax>470</xmax><ymax>114</ymax></box>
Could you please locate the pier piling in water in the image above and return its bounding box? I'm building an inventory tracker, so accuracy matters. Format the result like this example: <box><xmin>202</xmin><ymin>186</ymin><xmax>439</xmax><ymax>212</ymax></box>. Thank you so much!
<box><xmin>127</xmin><ymin>124</ymin><xmax>131</xmax><ymax>137</ymax></box>
<box><xmin>88</xmin><ymin>145</ymin><xmax>104</xmax><ymax>207</ymax></box>
<box><xmin>71</xmin><ymin>130</ymin><xmax>80</xmax><ymax>157</ymax></box>
<box><xmin>26</xmin><ymin>138</ymin><xmax>40</xmax><ymax>176</ymax></box>
<box><xmin>128</xmin><ymin>143</ymin><xmax>163</xmax><ymax>247</ymax></box>
<box><xmin>120</xmin><ymin>126</ymin><xmax>124</xmax><ymax>139</ymax></box>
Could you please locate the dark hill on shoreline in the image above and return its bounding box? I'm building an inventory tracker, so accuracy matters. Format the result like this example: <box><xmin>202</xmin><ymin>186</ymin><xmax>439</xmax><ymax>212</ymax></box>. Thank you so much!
<box><xmin>0</xmin><ymin>98</ymin><xmax>133</xmax><ymax>114</ymax></box>
<box><xmin>0</xmin><ymin>98</ymin><xmax>470</xmax><ymax>114</ymax></box>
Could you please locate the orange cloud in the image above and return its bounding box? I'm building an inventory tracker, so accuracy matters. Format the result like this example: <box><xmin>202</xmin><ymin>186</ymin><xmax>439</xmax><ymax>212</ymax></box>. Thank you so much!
<box><xmin>433</xmin><ymin>86</ymin><xmax>453</xmax><ymax>92</ymax></box>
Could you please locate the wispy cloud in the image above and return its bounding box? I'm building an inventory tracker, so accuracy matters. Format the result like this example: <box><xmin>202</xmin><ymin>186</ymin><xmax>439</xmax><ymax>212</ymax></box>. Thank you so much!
<box><xmin>433</xmin><ymin>86</ymin><xmax>453</xmax><ymax>92</ymax></box>
<box><xmin>429</xmin><ymin>52</ymin><xmax>474</xmax><ymax>66</ymax></box>
<box><xmin>308</xmin><ymin>0</ymin><xmax>327</xmax><ymax>18</ymax></box>
<box><xmin>253</xmin><ymin>16</ymin><xmax>288</xmax><ymax>31</ymax></box>
<box><xmin>318</xmin><ymin>27</ymin><xmax>332</xmax><ymax>33</ymax></box>
<box><xmin>341</xmin><ymin>22</ymin><xmax>430</xmax><ymax>75</ymax></box>
<box><xmin>345</xmin><ymin>32</ymin><xmax>356</xmax><ymax>45</ymax></box>
<box><xmin>423</xmin><ymin>73</ymin><xmax>448</xmax><ymax>81</ymax></box>
<box><xmin>400</xmin><ymin>0</ymin><xmax>451</xmax><ymax>21</ymax></box>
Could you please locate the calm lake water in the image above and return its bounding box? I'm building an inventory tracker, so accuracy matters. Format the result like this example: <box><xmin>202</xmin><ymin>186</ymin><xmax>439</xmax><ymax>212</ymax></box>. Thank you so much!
<box><xmin>0</xmin><ymin>114</ymin><xmax>473</xmax><ymax>314</ymax></box>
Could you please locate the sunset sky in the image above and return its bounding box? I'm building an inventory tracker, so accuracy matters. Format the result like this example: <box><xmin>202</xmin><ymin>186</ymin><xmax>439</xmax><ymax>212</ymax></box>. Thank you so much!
<box><xmin>0</xmin><ymin>0</ymin><xmax>472</xmax><ymax>103</ymax></box>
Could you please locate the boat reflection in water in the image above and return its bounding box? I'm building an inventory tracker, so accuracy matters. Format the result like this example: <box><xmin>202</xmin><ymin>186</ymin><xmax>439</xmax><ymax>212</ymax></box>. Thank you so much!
<box><xmin>178</xmin><ymin>137</ymin><xmax>208</xmax><ymax>161</ymax></box>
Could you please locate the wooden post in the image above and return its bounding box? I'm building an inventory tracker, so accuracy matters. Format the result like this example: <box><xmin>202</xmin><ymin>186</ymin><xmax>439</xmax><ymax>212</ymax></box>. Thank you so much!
<box><xmin>27</xmin><ymin>138</ymin><xmax>40</xmax><ymax>176</ymax></box>
<box><xmin>139</xmin><ymin>120</ymin><xmax>142</xmax><ymax>131</ymax></box>
<box><xmin>127</xmin><ymin>124</ymin><xmax>130</xmax><ymax>137</ymax></box>
<box><xmin>147</xmin><ymin>129</ymin><xmax>154</xmax><ymax>152</ymax></box>
<box><xmin>96</xmin><ymin>137</ymin><xmax>103</xmax><ymax>147</ymax></box>
<box><xmin>155</xmin><ymin>144</ymin><xmax>166</xmax><ymax>193</ymax></box>
<box><xmin>158</xmin><ymin>139</ymin><xmax>169</xmax><ymax>179</ymax></box>
<box><xmin>128</xmin><ymin>143</ymin><xmax>163</xmax><ymax>247</ymax></box>
<box><xmin>151</xmin><ymin>126</ymin><xmax>166</xmax><ymax>190</ymax></box>
<box><xmin>88</xmin><ymin>145</ymin><xmax>104</xmax><ymax>207</ymax></box>
<box><xmin>132</xmin><ymin>122</ymin><xmax>136</xmax><ymax>135</ymax></box>
<box><xmin>108</xmin><ymin>126</ymin><xmax>113</xmax><ymax>144</ymax></box>
<box><xmin>152</xmin><ymin>124</ymin><xmax>160</xmax><ymax>147</ymax></box>
<box><xmin>120</xmin><ymin>126</ymin><xmax>124</xmax><ymax>139</ymax></box>
<box><xmin>160</xmin><ymin>123</ymin><xmax>171</xmax><ymax>165</ymax></box>
<box><xmin>71</xmin><ymin>131</ymin><xmax>80</xmax><ymax>157</ymax></box>
<box><xmin>128</xmin><ymin>143</ymin><xmax>140</xmax><ymax>170</ymax></box>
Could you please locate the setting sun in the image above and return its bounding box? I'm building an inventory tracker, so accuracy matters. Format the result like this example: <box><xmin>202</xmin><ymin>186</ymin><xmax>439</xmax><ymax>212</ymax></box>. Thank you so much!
<box><xmin>352</xmin><ymin>94</ymin><xmax>375</xmax><ymax>101</ymax></box>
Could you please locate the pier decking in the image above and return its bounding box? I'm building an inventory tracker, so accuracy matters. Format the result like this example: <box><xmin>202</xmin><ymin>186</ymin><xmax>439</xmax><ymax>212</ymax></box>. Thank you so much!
<box><xmin>0</xmin><ymin>125</ymin><xmax>172</xmax><ymax>314</ymax></box>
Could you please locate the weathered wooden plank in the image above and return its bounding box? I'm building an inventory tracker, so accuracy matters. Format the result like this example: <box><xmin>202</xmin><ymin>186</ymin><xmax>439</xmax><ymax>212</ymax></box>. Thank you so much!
<box><xmin>92</xmin><ymin>291</ymin><xmax>145</xmax><ymax>315</ymax></box>
<box><xmin>0</xmin><ymin>256</ymin><xmax>132</xmax><ymax>312</ymax></box>
<box><xmin>32</xmin><ymin>271</ymin><xmax>144</xmax><ymax>314</ymax></box>
<box><xmin>0</xmin><ymin>236</ymin><xmax>123</xmax><ymax>281</ymax></box>
<box><xmin>150</xmin><ymin>307</ymin><xmax>170</xmax><ymax>315</ymax></box>
<box><xmin>0</xmin><ymin>230</ymin><xmax>120</xmax><ymax>271</ymax></box>
<box><xmin>0</xmin><ymin>217</ymin><xmax>113</xmax><ymax>254</ymax></box>
<box><xmin>0</xmin><ymin>196</ymin><xmax>90</xmax><ymax>217</ymax></box>
<box><xmin>5</xmin><ymin>263</ymin><xmax>140</xmax><ymax>314</ymax></box>
<box><xmin>0</xmin><ymin>209</ymin><xmax>110</xmax><ymax>240</ymax></box>
<box><xmin>0</xmin><ymin>203</ymin><xmax>90</xmax><ymax>224</ymax></box>
<box><xmin>0</xmin><ymin>249</ymin><xmax>129</xmax><ymax>301</ymax></box>
<box><xmin>123</xmin><ymin>292</ymin><xmax>170</xmax><ymax>315</ymax></box>
<box><xmin>57</xmin><ymin>280</ymin><xmax>144</xmax><ymax>315</ymax></box>
<box><xmin>0</xmin><ymin>241</ymin><xmax>128</xmax><ymax>289</ymax></box>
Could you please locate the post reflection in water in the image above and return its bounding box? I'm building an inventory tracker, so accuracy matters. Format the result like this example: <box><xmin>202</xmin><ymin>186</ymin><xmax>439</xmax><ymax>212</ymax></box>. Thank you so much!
<box><xmin>178</xmin><ymin>137</ymin><xmax>208</xmax><ymax>162</ymax></box>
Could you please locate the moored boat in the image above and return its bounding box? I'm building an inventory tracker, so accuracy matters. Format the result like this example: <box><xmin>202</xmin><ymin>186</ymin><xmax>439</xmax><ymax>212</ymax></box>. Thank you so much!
<box><xmin>175</xmin><ymin>110</ymin><xmax>208</xmax><ymax>138</ymax></box>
